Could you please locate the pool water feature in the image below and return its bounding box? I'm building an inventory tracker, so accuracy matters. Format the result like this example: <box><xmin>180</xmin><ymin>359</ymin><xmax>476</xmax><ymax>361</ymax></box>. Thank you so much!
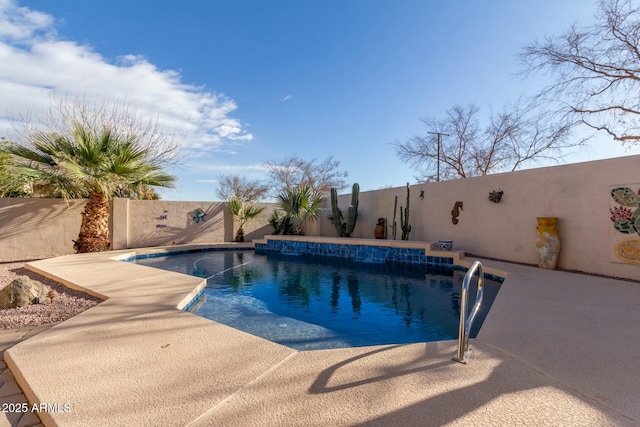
<box><xmin>134</xmin><ymin>250</ymin><xmax>501</xmax><ymax>351</ymax></box>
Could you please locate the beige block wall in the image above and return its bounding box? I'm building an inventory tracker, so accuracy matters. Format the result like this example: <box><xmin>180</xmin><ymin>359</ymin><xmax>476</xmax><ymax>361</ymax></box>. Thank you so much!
<box><xmin>0</xmin><ymin>198</ymin><xmax>277</xmax><ymax>259</ymax></box>
<box><xmin>120</xmin><ymin>199</ymin><xmax>276</xmax><ymax>249</ymax></box>
<box><xmin>0</xmin><ymin>198</ymin><xmax>87</xmax><ymax>260</ymax></box>
<box><xmin>2</xmin><ymin>155</ymin><xmax>639</xmax><ymax>280</ymax></box>
<box><xmin>323</xmin><ymin>155</ymin><xmax>640</xmax><ymax>281</ymax></box>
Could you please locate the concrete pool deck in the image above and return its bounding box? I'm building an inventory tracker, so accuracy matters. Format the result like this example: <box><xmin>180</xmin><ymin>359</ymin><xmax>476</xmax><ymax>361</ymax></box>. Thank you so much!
<box><xmin>2</xmin><ymin>243</ymin><xmax>640</xmax><ymax>426</ymax></box>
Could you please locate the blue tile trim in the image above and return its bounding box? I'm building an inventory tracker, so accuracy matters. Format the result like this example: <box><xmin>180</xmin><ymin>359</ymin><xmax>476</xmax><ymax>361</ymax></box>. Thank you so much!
<box><xmin>485</xmin><ymin>273</ymin><xmax>505</xmax><ymax>283</ymax></box>
<box><xmin>123</xmin><ymin>246</ymin><xmax>248</xmax><ymax>263</ymax></box>
<box><xmin>259</xmin><ymin>239</ymin><xmax>505</xmax><ymax>282</ymax></box>
<box><xmin>182</xmin><ymin>288</ymin><xmax>205</xmax><ymax>312</ymax></box>
<box><xmin>261</xmin><ymin>240</ymin><xmax>435</xmax><ymax>266</ymax></box>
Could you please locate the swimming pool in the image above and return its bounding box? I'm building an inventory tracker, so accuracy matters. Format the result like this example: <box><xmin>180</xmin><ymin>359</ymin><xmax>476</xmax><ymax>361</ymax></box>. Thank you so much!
<box><xmin>134</xmin><ymin>248</ymin><xmax>501</xmax><ymax>351</ymax></box>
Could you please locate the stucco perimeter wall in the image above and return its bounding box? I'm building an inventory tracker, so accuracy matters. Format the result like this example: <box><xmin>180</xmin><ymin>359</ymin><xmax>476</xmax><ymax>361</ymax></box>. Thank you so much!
<box><xmin>322</xmin><ymin>155</ymin><xmax>640</xmax><ymax>281</ymax></box>
<box><xmin>119</xmin><ymin>199</ymin><xmax>276</xmax><ymax>249</ymax></box>
<box><xmin>0</xmin><ymin>198</ymin><xmax>87</xmax><ymax>260</ymax></box>
<box><xmin>0</xmin><ymin>198</ymin><xmax>277</xmax><ymax>260</ymax></box>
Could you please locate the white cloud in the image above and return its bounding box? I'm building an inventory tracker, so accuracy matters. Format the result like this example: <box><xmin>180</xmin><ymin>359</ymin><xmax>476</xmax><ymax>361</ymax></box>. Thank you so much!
<box><xmin>0</xmin><ymin>0</ymin><xmax>54</xmax><ymax>42</ymax></box>
<box><xmin>282</xmin><ymin>94</ymin><xmax>293</xmax><ymax>101</ymax></box>
<box><xmin>0</xmin><ymin>0</ymin><xmax>253</xmax><ymax>153</ymax></box>
<box><xmin>191</xmin><ymin>162</ymin><xmax>269</xmax><ymax>173</ymax></box>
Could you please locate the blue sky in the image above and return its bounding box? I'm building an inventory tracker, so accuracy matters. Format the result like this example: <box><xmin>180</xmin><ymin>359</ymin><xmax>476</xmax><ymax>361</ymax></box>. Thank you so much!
<box><xmin>1</xmin><ymin>0</ymin><xmax>635</xmax><ymax>201</ymax></box>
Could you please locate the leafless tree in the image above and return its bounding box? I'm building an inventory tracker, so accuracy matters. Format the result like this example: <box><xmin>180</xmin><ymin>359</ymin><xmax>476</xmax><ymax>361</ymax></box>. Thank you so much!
<box><xmin>10</xmin><ymin>96</ymin><xmax>183</xmax><ymax>167</ymax></box>
<box><xmin>395</xmin><ymin>102</ymin><xmax>581</xmax><ymax>182</ymax></box>
<box><xmin>264</xmin><ymin>155</ymin><xmax>348</xmax><ymax>198</ymax></box>
<box><xmin>521</xmin><ymin>0</ymin><xmax>640</xmax><ymax>145</ymax></box>
<box><xmin>216</xmin><ymin>173</ymin><xmax>269</xmax><ymax>202</ymax></box>
<box><xmin>4</xmin><ymin>96</ymin><xmax>182</xmax><ymax>201</ymax></box>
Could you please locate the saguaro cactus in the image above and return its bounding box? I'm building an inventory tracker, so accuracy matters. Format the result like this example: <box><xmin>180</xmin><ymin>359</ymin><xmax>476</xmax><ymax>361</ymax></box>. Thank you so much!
<box><xmin>391</xmin><ymin>196</ymin><xmax>398</xmax><ymax>240</ymax></box>
<box><xmin>400</xmin><ymin>183</ymin><xmax>412</xmax><ymax>240</ymax></box>
<box><xmin>330</xmin><ymin>188</ymin><xmax>344</xmax><ymax>236</ymax></box>
<box><xmin>383</xmin><ymin>217</ymin><xmax>388</xmax><ymax>239</ymax></box>
<box><xmin>330</xmin><ymin>183</ymin><xmax>360</xmax><ymax>237</ymax></box>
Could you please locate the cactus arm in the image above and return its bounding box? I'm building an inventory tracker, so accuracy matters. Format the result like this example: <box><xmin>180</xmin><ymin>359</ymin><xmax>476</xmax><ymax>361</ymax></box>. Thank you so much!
<box><xmin>391</xmin><ymin>195</ymin><xmax>398</xmax><ymax>240</ymax></box>
<box><xmin>383</xmin><ymin>217</ymin><xmax>388</xmax><ymax>239</ymax></box>
<box><xmin>330</xmin><ymin>187</ymin><xmax>344</xmax><ymax>237</ymax></box>
<box><xmin>331</xmin><ymin>184</ymin><xmax>359</xmax><ymax>237</ymax></box>
<box><xmin>344</xmin><ymin>183</ymin><xmax>360</xmax><ymax>236</ymax></box>
<box><xmin>351</xmin><ymin>183</ymin><xmax>359</xmax><ymax>219</ymax></box>
<box><xmin>400</xmin><ymin>183</ymin><xmax>411</xmax><ymax>240</ymax></box>
<box><xmin>345</xmin><ymin>206</ymin><xmax>356</xmax><ymax>237</ymax></box>
<box><xmin>401</xmin><ymin>206</ymin><xmax>404</xmax><ymax>240</ymax></box>
<box><xmin>405</xmin><ymin>183</ymin><xmax>411</xmax><ymax>240</ymax></box>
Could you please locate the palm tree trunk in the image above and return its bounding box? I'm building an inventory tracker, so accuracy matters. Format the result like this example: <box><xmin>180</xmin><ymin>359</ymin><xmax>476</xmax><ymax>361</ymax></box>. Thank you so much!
<box><xmin>234</xmin><ymin>227</ymin><xmax>245</xmax><ymax>242</ymax></box>
<box><xmin>73</xmin><ymin>191</ymin><xmax>111</xmax><ymax>253</ymax></box>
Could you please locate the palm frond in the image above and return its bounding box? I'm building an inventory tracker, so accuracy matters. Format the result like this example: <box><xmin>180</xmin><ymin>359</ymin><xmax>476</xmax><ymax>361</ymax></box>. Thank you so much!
<box><xmin>6</xmin><ymin>122</ymin><xmax>176</xmax><ymax>199</ymax></box>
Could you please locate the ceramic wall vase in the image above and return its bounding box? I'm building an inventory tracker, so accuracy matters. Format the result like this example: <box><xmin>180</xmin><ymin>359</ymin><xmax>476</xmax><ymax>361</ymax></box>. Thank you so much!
<box><xmin>536</xmin><ymin>217</ymin><xmax>560</xmax><ymax>269</ymax></box>
<box><xmin>374</xmin><ymin>218</ymin><xmax>385</xmax><ymax>239</ymax></box>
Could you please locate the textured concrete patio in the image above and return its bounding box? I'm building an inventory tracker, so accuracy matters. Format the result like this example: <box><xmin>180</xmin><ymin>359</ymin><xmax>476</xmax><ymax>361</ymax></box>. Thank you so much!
<box><xmin>2</xmin><ymin>243</ymin><xmax>639</xmax><ymax>426</ymax></box>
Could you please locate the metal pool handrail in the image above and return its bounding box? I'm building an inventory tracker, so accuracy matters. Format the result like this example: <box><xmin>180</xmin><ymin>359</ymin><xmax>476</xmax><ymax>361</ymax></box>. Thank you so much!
<box><xmin>454</xmin><ymin>260</ymin><xmax>484</xmax><ymax>364</ymax></box>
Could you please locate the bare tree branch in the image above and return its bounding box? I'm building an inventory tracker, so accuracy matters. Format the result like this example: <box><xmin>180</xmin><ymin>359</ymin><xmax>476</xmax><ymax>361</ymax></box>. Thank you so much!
<box><xmin>5</xmin><ymin>96</ymin><xmax>182</xmax><ymax>199</ymax></box>
<box><xmin>520</xmin><ymin>0</ymin><xmax>640</xmax><ymax>145</ymax></box>
<box><xmin>9</xmin><ymin>95</ymin><xmax>184</xmax><ymax>167</ymax></box>
<box><xmin>264</xmin><ymin>155</ymin><xmax>348</xmax><ymax>198</ymax></box>
<box><xmin>216</xmin><ymin>173</ymin><xmax>269</xmax><ymax>203</ymax></box>
<box><xmin>395</xmin><ymin>101</ymin><xmax>584</xmax><ymax>181</ymax></box>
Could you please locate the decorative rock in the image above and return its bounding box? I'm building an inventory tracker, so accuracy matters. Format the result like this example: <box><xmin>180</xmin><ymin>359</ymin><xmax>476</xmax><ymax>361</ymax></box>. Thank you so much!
<box><xmin>47</xmin><ymin>289</ymin><xmax>59</xmax><ymax>303</ymax></box>
<box><xmin>0</xmin><ymin>276</ymin><xmax>50</xmax><ymax>309</ymax></box>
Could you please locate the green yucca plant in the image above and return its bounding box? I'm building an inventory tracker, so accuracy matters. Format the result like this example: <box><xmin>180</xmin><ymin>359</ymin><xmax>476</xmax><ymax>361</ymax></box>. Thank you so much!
<box><xmin>275</xmin><ymin>186</ymin><xmax>324</xmax><ymax>235</ymax></box>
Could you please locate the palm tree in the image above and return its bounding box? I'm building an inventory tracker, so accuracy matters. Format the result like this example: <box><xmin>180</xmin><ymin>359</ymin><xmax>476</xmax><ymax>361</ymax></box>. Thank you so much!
<box><xmin>4</xmin><ymin>124</ymin><xmax>176</xmax><ymax>253</ymax></box>
<box><xmin>275</xmin><ymin>186</ymin><xmax>324</xmax><ymax>235</ymax></box>
<box><xmin>227</xmin><ymin>197</ymin><xmax>265</xmax><ymax>242</ymax></box>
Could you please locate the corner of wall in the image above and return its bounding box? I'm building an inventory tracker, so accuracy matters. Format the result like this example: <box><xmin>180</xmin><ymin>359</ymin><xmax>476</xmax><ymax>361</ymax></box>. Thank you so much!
<box><xmin>111</xmin><ymin>198</ymin><xmax>129</xmax><ymax>250</ymax></box>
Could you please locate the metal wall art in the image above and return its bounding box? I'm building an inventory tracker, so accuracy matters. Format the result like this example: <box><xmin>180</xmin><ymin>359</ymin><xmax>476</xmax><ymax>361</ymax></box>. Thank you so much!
<box><xmin>489</xmin><ymin>190</ymin><xmax>503</xmax><ymax>203</ymax></box>
<box><xmin>451</xmin><ymin>201</ymin><xmax>463</xmax><ymax>224</ymax></box>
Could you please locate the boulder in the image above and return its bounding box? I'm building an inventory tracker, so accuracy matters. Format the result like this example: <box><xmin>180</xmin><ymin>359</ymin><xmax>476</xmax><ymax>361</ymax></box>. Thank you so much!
<box><xmin>0</xmin><ymin>276</ymin><xmax>49</xmax><ymax>309</ymax></box>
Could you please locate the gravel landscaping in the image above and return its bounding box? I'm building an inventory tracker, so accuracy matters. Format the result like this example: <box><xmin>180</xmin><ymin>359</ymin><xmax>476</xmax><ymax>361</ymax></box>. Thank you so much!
<box><xmin>0</xmin><ymin>259</ymin><xmax>102</xmax><ymax>330</ymax></box>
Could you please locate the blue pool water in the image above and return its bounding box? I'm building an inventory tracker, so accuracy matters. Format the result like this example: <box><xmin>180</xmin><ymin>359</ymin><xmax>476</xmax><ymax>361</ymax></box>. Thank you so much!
<box><xmin>134</xmin><ymin>250</ymin><xmax>501</xmax><ymax>351</ymax></box>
